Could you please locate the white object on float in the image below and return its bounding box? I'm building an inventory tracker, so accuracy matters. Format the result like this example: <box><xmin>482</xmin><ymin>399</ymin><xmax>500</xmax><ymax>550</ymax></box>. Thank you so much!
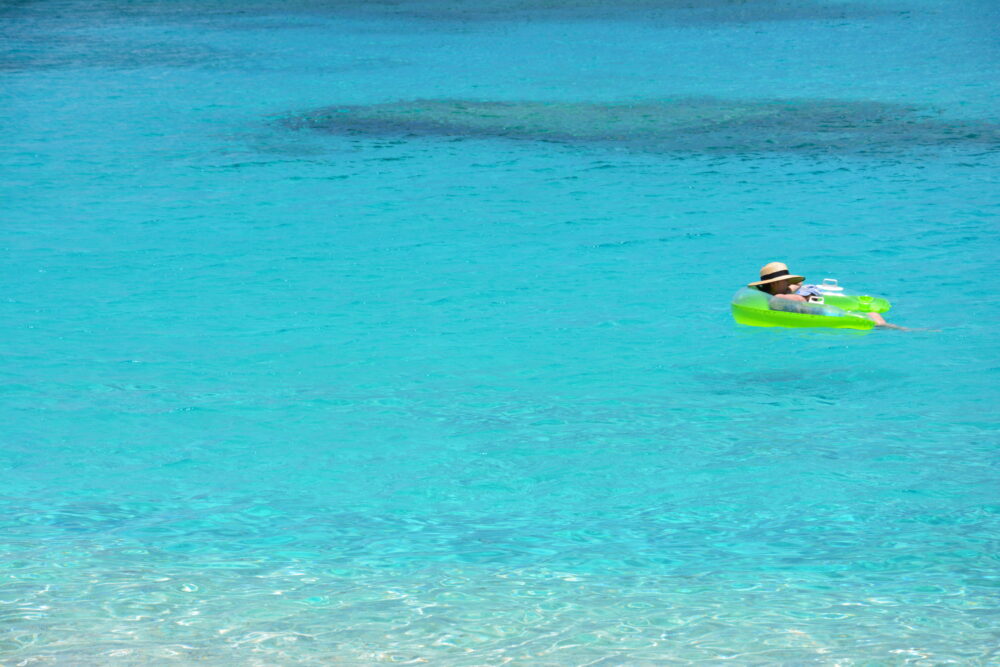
<box><xmin>817</xmin><ymin>278</ymin><xmax>845</xmax><ymax>294</ymax></box>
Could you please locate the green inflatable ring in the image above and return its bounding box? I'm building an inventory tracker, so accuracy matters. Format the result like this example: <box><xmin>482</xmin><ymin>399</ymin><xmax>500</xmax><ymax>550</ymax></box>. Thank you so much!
<box><xmin>731</xmin><ymin>287</ymin><xmax>891</xmax><ymax>330</ymax></box>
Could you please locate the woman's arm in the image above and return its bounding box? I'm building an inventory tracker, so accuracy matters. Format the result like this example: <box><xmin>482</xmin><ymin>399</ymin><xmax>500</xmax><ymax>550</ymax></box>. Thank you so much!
<box><xmin>768</xmin><ymin>293</ymin><xmax>813</xmax><ymax>314</ymax></box>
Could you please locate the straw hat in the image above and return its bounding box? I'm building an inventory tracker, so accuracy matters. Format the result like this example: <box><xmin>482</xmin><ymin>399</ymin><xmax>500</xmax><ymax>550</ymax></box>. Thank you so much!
<box><xmin>748</xmin><ymin>261</ymin><xmax>805</xmax><ymax>287</ymax></box>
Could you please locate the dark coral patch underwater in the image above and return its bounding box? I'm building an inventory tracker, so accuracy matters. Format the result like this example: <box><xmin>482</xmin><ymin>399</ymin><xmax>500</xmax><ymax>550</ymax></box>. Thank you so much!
<box><xmin>283</xmin><ymin>98</ymin><xmax>1000</xmax><ymax>156</ymax></box>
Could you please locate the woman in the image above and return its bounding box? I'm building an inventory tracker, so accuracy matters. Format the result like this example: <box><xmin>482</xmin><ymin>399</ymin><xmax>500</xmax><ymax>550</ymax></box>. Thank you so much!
<box><xmin>749</xmin><ymin>262</ymin><xmax>895</xmax><ymax>327</ymax></box>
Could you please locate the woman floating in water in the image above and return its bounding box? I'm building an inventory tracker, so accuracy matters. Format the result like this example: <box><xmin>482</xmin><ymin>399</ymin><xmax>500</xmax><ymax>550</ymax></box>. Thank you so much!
<box><xmin>745</xmin><ymin>261</ymin><xmax>909</xmax><ymax>330</ymax></box>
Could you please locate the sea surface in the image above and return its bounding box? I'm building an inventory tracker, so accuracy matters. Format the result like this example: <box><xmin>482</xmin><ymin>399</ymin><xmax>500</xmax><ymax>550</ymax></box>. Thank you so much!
<box><xmin>2</xmin><ymin>0</ymin><xmax>999</xmax><ymax>663</ymax></box>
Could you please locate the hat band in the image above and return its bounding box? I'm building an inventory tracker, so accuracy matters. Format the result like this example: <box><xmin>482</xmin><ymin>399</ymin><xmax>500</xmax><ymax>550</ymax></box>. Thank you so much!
<box><xmin>760</xmin><ymin>269</ymin><xmax>790</xmax><ymax>281</ymax></box>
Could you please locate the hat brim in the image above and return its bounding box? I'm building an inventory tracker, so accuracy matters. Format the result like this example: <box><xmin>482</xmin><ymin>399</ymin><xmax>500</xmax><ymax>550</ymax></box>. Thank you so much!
<box><xmin>748</xmin><ymin>273</ymin><xmax>805</xmax><ymax>287</ymax></box>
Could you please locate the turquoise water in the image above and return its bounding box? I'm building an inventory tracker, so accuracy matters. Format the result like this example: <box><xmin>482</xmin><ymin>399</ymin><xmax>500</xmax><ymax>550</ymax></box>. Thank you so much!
<box><xmin>3</xmin><ymin>0</ymin><xmax>999</xmax><ymax>663</ymax></box>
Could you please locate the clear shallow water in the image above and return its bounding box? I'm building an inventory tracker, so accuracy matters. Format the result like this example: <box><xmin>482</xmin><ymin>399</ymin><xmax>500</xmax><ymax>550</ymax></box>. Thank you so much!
<box><xmin>2</xmin><ymin>0</ymin><xmax>999</xmax><ymax>663</ymax></box>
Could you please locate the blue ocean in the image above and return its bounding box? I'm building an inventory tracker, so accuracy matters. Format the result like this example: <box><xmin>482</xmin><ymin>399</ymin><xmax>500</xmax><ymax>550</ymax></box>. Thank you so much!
<box><xmin>2</xmin><ymin>0</ymin><xmax>998</xmax><ymax>662</ymax></box>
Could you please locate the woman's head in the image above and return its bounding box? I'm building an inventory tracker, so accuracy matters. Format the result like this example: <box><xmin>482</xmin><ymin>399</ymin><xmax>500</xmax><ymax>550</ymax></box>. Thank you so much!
<box><xmin>758</xmin><ymin>278</ymin><xmax>800</xmax><ymax>295</ymax></box>
<box><xmin>748</xmin><ymin>262</ymin><xmax>805</xmax><ymax>293</ymax></box>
